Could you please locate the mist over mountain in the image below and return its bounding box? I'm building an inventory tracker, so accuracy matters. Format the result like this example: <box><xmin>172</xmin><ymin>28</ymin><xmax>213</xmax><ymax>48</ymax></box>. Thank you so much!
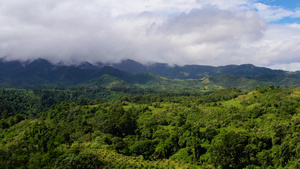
<box><xmin>0</xmin><ymin>58</ymin><xmax>130</xmax><ymax>87</ymax></box>
<box><xmin>111</xmin><ymin>59</ymin><xmax>287</xmax><ymax>79</ymax></box>
<box><xmin>0</xmin><ymin>58</ymin><xmax>299</xmax><ymax>89</ymax></box>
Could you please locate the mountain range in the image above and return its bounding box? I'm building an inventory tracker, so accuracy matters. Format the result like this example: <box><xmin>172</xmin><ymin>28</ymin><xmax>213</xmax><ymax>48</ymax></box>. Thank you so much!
<box><xmin>111</xmin><ymin>59</ymin><xmax>287</xmax><ymax>79</ymax></box>
<box><xmin>0</xmin><ymin>58</ymin><xmax>300</xmax><ymax>91</ymax></box>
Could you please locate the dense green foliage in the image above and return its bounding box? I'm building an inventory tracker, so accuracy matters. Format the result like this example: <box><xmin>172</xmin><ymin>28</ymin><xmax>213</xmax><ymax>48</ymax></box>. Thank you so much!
<box><xmin>1</xmin><ymin>86</ymin><xmax>300</xmax><ymax>168</ymax></box>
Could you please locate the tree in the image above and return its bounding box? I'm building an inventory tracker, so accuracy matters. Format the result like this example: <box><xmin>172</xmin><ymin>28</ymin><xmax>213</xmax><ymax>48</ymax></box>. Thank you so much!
<box><xmin>210</xmin><ymin>131</ymin><xmax>250</xmax><ymax>169</ymax></box>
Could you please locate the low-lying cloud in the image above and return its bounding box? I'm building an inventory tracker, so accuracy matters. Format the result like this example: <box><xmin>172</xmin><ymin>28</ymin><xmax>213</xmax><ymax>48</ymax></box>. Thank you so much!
<box><xmin>0</xmin><ymin>0</ymin><xmax>300</xmax><ymax>70</ymax></box>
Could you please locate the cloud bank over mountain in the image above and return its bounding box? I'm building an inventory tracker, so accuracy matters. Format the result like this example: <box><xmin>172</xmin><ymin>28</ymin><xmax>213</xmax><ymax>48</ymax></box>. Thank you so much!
<box><xmin>0</xmin><ymin>0</ymin><xmax>300</xmax><ymax>70</ymax></box>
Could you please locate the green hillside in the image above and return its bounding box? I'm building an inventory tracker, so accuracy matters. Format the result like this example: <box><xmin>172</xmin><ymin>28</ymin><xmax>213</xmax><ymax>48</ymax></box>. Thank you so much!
<box><xmin>80</xmin><ymin>74</ymin><xmax>222</xmax><ymax>94</ymax></box>
<box><xmin>1</xmin><ymin>86</ymin><xmax>300</xmax><ymax>168</ymax></box>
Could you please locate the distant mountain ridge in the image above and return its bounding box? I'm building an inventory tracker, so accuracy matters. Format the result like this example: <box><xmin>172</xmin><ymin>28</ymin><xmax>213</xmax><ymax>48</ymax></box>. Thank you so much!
<box><xmin>111</xmin><ymin>59</ymin><xmax>286</xmax><ymax>79</ymax></box>
<box><xmin>0</xmin><ymin>58</ymin><xmax>299</xmax><ymax>90</ymax></box>
<box><xmin>0</xmin><ymin>59</ymin><xmax>131</xmax><ymax>87</ymax></box>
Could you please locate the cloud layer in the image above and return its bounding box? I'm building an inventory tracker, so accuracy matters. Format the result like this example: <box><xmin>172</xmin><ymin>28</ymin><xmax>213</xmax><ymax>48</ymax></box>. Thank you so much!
<box><xmin>0</xmin><ymin>0</ymin><xmax>300</xmax><ymax>70</ymax></box>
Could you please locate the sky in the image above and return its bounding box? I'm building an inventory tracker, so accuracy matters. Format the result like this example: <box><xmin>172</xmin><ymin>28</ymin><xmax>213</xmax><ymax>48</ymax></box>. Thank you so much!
<box><xmin>0</xmin><ymin>0</ymin><xmax>300</xmax><ymax>70</ymax></box>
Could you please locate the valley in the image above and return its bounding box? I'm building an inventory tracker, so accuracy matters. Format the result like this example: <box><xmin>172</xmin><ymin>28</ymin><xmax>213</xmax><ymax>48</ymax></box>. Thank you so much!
<box><xmin>1</xmin><ymin>59</ymin><xmax>300</xmax><ymax>168</ymax></box>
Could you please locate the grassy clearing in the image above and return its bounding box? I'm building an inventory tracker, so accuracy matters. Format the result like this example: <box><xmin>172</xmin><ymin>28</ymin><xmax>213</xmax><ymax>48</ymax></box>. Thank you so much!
<box><xmin>90</xmin><ymin>149</ymin><xmax>201</xmax><ymax>169</ymax></box>
<box><xmin>291</xmin><ymin>87</ymin><xmax>300</xmax><ymax>97</ymax></box>
<box><xmin>221</xmin><ymin>99</ymin><xmax>242</xmax><ymax>108</ymax></box>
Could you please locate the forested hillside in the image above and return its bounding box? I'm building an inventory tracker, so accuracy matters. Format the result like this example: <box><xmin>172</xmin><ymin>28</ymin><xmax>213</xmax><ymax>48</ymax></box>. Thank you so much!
<box><xmin>1</xmin><ymin>86</ymin><xmax>300</xmax><ymax>168</ymax></box>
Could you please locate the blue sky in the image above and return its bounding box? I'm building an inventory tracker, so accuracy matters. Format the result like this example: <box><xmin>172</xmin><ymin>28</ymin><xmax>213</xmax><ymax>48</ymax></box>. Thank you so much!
<box><xmin>258</xmin><ymin>0</ymin><xmax>300</xmax><ymax>10</ymax></box>
<box><xmin>0</xmin><ymin>0</ymin><xmax>300</xmax><ymax>70</ymax></box>
<box><xmin>256</xmin><ymin>0</ymin><xmax>300</xmax><ymax>24</ymax></box>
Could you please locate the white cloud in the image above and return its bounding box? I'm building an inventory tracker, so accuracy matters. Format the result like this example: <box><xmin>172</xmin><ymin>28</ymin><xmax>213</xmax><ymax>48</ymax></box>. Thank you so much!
<box><xmin>253</xmin><ymin>3</ymin><xmax>296</xmax><ymax>22</ymax></box>
<box><xmin>0</xmin><ymin>0</ymin><xmax>299</xmax><ymax>70</ymax></box>
<box><xmin>270</xmin><ymin>63</ymin><xmax>300</xmax><ymax>72</ymax></box>
<box><xmin>241</xmin><ymin>24</ymin><xmax>300</xmax><ymax>67</ymax></box>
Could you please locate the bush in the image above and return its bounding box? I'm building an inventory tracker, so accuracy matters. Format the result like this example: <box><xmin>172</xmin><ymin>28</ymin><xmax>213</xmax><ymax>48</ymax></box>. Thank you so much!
<box><xmin>55</xmin><ymin>152</ymin><xmax>104</xmax><ymax>169</ymax></box>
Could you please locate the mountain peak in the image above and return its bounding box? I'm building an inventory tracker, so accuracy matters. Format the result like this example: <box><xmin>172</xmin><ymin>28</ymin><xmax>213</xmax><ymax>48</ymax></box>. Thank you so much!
<box><xmin>77</xmin><ymin>61</ymin><xmax>98</xmax><ymax>70</ymax></box>
<box><xmin>26</xmin><ymin>58</ymin><xmax>53</xmax><ymax>67</ymax></box>
<box><xmin>112</xmin><ymin>59</ymin><xmax>147</xmax><ymax>74</ymax></box>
